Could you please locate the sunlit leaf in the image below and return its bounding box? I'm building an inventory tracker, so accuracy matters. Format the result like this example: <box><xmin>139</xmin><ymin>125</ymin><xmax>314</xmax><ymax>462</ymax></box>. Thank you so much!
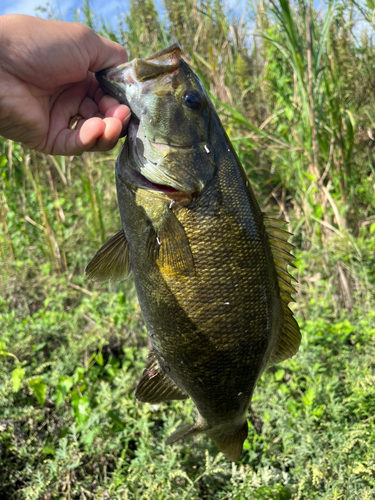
<box><xmin>12</xmin><ymin>366</ymin><xmax>25</xmax><ymax>392</ymax></box>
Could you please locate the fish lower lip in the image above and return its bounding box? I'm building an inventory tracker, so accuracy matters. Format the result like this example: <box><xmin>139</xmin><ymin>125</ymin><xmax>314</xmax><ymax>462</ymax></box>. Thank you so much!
<box><xmin>122</xmin><ymin>167</ymin><xmax>183</xmax><ymax>195</ymax></box>
<box><xmin>145</xmin><ymin>176</ymin><xmax>182</xmax><ymax>194</ymax></box>
<box><xmin>139</xmin><ymin>172</ymin><xmax>194</xmax><ymax>203</ymax></box>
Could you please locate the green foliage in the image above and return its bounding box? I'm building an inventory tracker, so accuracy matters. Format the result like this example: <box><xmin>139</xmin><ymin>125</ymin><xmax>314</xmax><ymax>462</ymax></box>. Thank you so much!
<box><xmin>1</xmin><ymin>255</ymin><xmax>374</xmax><ymax>498</ymax></box>
<box><xmin>1</xmin><ymin>0</ymin><xmax>375</xmax><ymax>498</ymax></box>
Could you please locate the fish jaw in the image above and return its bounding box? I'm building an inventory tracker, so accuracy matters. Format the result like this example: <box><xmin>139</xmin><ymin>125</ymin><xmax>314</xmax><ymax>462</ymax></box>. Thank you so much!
<box><xmin>96</xmin><ymin>44</ymin><xmax>217</xmax><ymax>197</ymax></box>
<box><xmin>122</xmin><ymin>120</ymin><xmax>209</xmax><ymax>196</ymax></box>
<box><xmin>95</xmin><ymin>43</ymin><xmax>182</xmax><ymax>124</ymax></box>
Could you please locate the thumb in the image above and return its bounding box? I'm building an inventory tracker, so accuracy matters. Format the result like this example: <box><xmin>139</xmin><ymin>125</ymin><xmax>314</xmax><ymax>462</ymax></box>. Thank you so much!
<box><xmin>85</xmin><ymin>30</ymin><xmax>128</xmax><ymax>73</ymax></box>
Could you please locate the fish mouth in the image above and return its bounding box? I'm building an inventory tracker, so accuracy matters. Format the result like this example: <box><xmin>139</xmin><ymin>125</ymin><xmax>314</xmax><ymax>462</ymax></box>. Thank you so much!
<box><xmin>119</xmin><ymin>120</ymin><xmax>194</xmax><ymax>198</ymax></box>
<box><xmin>128</xmin><ymin>119</ymin><xmax>193</xmax><ymax>152</ymax></box>
<box><xmin>95</xmin><ymin>43</ymin><xmax>182</xmax><ymax>111</ymax></box>
<box><xmin>136</xmin><ymin>170</ymin><xmax>180</xmax><ymax>194</ymax></box>
<box><xmin>121</xmin><ymin>165</ymin><xmax>194</xmax><ymax>204</ymax></box>
<box><xmin>97</xmin><ymin>44</ymin><xmax>181</xmax><ymax>86</ymax></box>
<box><xmin>125</xmin><ymin>120</ymin><xmax>198</xmax><ymax>196</ymax></box>
<box><xmin>96</xmin><ymin>69</ymin><xmax>131</xmax><ymax>108</ymax></box>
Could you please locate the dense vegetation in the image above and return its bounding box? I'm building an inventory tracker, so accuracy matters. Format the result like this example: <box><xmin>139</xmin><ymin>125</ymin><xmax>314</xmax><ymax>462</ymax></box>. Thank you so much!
<box><xmin>0</xmin><ymin>0</ymin><xmax>374</xmax><ymax>498</ymax></box>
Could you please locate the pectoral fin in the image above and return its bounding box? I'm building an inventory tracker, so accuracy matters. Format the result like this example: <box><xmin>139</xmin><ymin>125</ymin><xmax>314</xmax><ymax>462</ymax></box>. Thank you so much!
<box><xmin>85</xmin><ymin>229</ymin><xmax>131</xmax><ymax>282</ymax></box>
<box><xmin>146</xmin><ymin>208</ymin><xmax>194</xmax><ymax>277</ymax></box>
<box><xmin>136</xmin><ymin>351</ymin><xmax>188</xmax><ymax>403</ymax></box>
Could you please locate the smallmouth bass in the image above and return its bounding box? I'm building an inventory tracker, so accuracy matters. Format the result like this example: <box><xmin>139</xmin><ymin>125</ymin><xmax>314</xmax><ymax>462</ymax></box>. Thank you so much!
<box><xmin>86</xmin><ymin>44</ymin><xmax>301</xmax><ymax>461</ymax></box>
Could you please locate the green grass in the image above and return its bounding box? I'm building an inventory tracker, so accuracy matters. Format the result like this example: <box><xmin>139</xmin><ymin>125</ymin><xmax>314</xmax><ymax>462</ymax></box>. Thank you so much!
<box><xmin>1</xmin><ymin>254</ymin><xmax>374</xmax><ymax>499</ymax></box>
<box><xmin>0</xmin><ymin>142</ymin><xmax>374</xmax><ymax>499</ymax></box>
<box><xmin>1</xmin><ymin>0</ymin><xmax>375</xmax><ymax>497</ymax></box>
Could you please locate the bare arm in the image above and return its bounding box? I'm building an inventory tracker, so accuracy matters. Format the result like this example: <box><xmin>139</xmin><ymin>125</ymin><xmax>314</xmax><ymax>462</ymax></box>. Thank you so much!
<box><xmin>0</xmin><ymin>14</ymin><xmax>131</xmax><ymax>155</ymax></box>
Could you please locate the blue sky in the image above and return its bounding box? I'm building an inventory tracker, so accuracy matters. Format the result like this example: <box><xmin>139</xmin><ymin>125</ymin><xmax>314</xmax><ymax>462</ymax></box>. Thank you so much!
<box><xmin>0</xmin><ymin>0</ymin><xmax>129</xmax><ymax>27</ymax></box>
<box><xmin>0</xmin><ymin>0</ymin><xmax>252</xmax><ymax>34</ymax></box>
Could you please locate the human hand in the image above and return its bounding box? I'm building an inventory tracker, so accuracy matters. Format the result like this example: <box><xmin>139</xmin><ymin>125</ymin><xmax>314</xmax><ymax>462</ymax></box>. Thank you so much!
<box><xmin>0</xmin><ymin>14</ymin><xmax>131</xmax><ymax>155</ymax></box>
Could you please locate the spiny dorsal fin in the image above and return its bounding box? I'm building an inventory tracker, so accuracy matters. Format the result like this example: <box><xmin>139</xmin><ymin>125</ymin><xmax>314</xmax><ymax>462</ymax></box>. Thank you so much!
<box><xmin>135</xmin><ymin>351</ymin><xmax>188</xmax><ymax>403</ymax></box>
<box><xmin>263</xmin><ymin>213</ymin><xmax>301</xmax><ymax>365</ymax></box>
<box><xmin>269</xmin><ymin>244</ymin><xmax>296</xmax><ymax>263</ymax></box>
<box><xmin>85</xmin><ymin>229</ymin><xmax>131</xmax><ymax>282</ymax></box>
<box><xmin>268</xmin><ymin>236</ymin><xmax>295</xmax><ymax>253</ymax></box>
<box><xmin>274</xmin><ymin>265</ymin><xmax>298</xmax><ymax>283</ymax></box>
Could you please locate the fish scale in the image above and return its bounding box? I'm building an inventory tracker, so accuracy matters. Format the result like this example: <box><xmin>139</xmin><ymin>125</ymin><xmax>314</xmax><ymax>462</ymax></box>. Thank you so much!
<box><xmin>85</xmin><ymin>43</ymin><xmax>301</xmax><ymax>461</ymax></box>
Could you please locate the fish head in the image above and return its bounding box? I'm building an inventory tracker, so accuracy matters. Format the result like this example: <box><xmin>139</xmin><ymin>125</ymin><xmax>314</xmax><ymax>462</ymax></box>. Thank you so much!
<box><xmin>96</xmin><ymin>44</ymin><xmax>217</xmax><ymax>199</ymax></box>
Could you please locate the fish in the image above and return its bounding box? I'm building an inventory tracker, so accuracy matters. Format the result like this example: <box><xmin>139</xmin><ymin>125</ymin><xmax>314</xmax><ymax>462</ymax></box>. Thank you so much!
<box><xmin>85</xmin><ymin>43</ymin><xmax>301</xmax><ymax>462</ymax></box>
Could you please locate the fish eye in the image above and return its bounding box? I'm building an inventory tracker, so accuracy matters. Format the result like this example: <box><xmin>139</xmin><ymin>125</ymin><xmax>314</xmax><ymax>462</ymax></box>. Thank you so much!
<box><xmin>183</xmin><ymin>89</ymin><xmax>202</xmax><ymax>109</ymax></box>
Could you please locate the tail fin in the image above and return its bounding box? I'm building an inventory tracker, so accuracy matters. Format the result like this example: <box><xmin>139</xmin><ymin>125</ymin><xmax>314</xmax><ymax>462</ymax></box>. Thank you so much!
<box><xmin>208</xmin><ymin>421</ymin><xmax>248</xmax><ymax>462</ymax></box>
<box><xmin>166</xmin><ymin>419</ymin><xmax>248</xmax><ymax>462</ymax></box>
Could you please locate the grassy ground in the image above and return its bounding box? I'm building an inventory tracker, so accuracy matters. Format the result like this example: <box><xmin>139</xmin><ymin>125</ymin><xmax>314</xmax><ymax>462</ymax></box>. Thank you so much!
<box><xmin>1</xmin><ymin>0</ymin><xmax>375</xmax><ymax>498</ymax></box>
<box><xmin>1</xmin><ymin>267</ymin><xmax>375</xmax><ymax>499</ymax></box>
<box><xmin>0</xmin><ymin>144</ymin><xmax>374</xmax><ymax>500</ymax></box>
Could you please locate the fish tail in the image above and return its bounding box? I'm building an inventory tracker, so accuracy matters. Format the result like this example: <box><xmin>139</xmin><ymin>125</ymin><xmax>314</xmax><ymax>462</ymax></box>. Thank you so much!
<box><xmin>208</xmin><ymin>421</ymin><xmax>248</xmax><ymax>462</ymax></box>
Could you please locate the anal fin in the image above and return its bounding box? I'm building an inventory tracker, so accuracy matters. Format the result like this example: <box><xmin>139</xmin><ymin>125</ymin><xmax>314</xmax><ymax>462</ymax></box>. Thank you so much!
<box><xmin>135</xmin><ymin>351</ymin><xmax>188</xmax><ymax>403</ymax></box>
<box><xmin>166</xmin><ymin>422</ymin><xmax>207</xmax><ymax>445</ymax></box>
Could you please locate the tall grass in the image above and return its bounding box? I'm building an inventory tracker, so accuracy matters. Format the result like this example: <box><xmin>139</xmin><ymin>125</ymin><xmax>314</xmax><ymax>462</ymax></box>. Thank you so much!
<box><xmin>70</xmin><ymin>0</ymin><xmax>375</xmax><ymax>304</ymax></box>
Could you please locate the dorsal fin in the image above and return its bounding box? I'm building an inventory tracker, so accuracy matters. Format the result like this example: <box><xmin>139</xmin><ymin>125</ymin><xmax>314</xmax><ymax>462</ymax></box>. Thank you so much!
<box><xmin>263</xmin><ymin>213</ymin><xmax>301</xmax><ymax>365</ymax></box>
<box><xmin>85</xmin><ymin>229</ymin><xmax>131</xmax><ymax>282</ymax></box>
